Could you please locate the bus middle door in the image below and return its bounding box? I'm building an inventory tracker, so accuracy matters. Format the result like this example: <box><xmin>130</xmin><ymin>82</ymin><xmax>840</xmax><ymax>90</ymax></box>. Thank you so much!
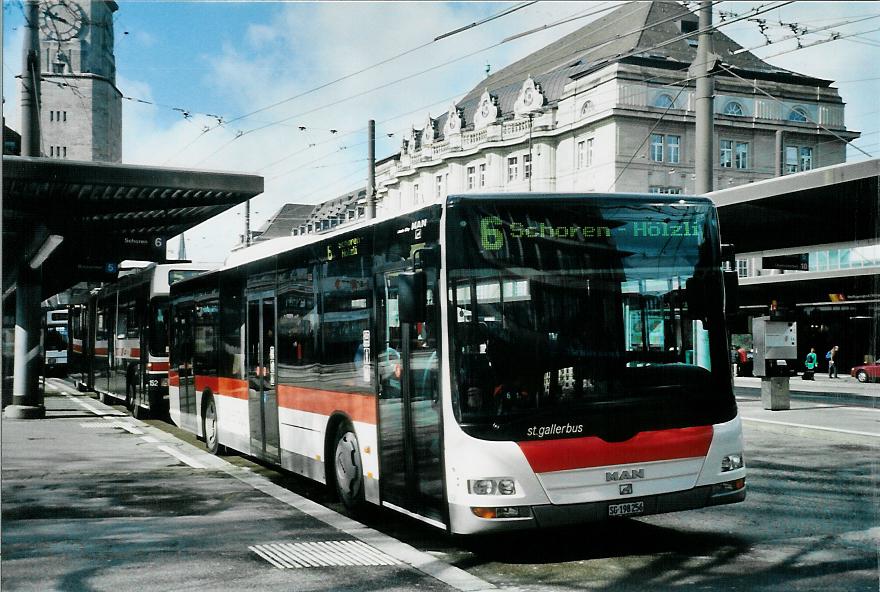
<box><xmin>246</xmin><ymin>293</ymin><xmax>281</xmax><ymax>463</ymax></box>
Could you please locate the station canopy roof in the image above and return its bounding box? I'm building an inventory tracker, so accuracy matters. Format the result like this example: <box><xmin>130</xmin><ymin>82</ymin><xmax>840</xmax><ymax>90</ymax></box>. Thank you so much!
<box><xmin>3</xmin><ymin>155</ymin><xmax>264</xmax><ymax>300</ymax></box>
<box><xmin>711</xmin><ymin>158</ymin><xmax>879</xmax><ymax>254</ymax></box>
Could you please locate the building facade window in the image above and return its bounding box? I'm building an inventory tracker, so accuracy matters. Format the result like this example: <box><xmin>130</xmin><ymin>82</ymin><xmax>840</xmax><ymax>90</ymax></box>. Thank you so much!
<box><xmin>524</xmin><ymin>153</ymin><xmax>532</xmax><ymax>179</ymax></box>
<box><xmin>507</xmin><ymin>156</ymin><xmax>518</xmax><ymax>181</ymax></box>
<box><xmin>413</xmin><ymin>183</ymin><xmax>420</xmax><ymax>203</ymax></box>
<box><xmin>436</xmin><ymin>175</ymin><xmax>443</xmax><ymax>199</ymax></box>
<box><xmin>650</xmin><ymin>134</ymin><xmax>664</xmax><ymax>162</ymax></box>
<box><xmin>577</xmin><ymin>140</ymin><xmax>585</xmax><ymax>168</ymax></box>
<box><xmin>479</xmin><ymin>163</ymin><xmax>486</xmax><ymax>187</ymax></box>
<box><xmin>785</xmin><ymin>145</ymin><xmax>814</xmax><ymax>173</ymax></box>
<box><xmin>648</xmin><ymin>186</ymin><xmax>682</xmax><ymax>194</ymax></box>
<box><xmin>724</xmin><ymin>101</ymin><xmax>744</xmax><ymax>116</ymax></box>
<box><xmin>467</xmin><ymin>166</ymin><xmax>475</xmax><ymax>189</ymax></box>
<box><xmin>720</xmin><ymin>140</ymin><xmax>748</xmax><ymax>169</ymax></box>
<box><xmin>800</xmin><ymin>146</ymin><xmax>813</xmax><ymax>171</ymax></box>
<box><xmin>735</xmin><ymin>141</ymin><xmax>749</xmax><ymax>169</ymax></box>
<box><xmin>652</xmin><ymin>134</ymin><xmax>679</xmax><ymax>163</ymax></box>
<box><xmin>655</xmin><ymin>93</ymin><xmax>675</xmax><ymax>109</ymax></box>
<box><xmin>789</xmin><ymin>107</ymin><xmax>809</xmax><ymax>122</ymax></box>
<box><xmin>736</xmin><ymin>259</ymin><xmax>749</xmax><ymax>278</ymax></box>
<box><xmin>586</xmin><ymin>137</ymin><xmax>594</xmax><ymax>167</ymax></box>
<box><xmin>666</xmin><ymin>135</ymin><xmax>680</xmax><ymax>164</ymax></box>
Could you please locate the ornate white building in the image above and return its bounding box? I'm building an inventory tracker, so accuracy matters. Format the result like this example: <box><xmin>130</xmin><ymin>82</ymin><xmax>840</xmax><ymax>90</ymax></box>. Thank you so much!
<box><xmin>372</xmin><ymin>1</ymin><xmax>856</xmax><ymax>214</ymax></box>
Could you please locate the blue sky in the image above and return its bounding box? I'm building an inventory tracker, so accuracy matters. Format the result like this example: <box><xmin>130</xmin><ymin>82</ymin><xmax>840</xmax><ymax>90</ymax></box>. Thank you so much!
<box><xmin>3</xmin><ymin>1</ymin><xmax>879</xmax><ymax>263</ymax></box>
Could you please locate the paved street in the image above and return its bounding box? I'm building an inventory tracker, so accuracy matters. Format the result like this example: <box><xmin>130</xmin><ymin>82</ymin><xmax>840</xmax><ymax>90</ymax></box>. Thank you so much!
<box><xmin>2</xmin><ymin>377</ymin><xmax>878</xmax><ymax>591</ymax></box>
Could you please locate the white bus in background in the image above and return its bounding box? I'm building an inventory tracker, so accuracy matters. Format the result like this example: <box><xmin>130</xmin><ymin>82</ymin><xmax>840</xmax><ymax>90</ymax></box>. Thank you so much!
<box><xmin>71</xmin><ymin>263</ymin><xmax>212</xmax><ymax>417</ymax></box>
<box><xmin>44</xmin><ymin>307</ymin><xmax>69</xmax><ymax>376</ymax></box>
<box><xmin>168</xmin><ymin>194</ymin><xmax>746</xmax><ymax>535</ymax></box>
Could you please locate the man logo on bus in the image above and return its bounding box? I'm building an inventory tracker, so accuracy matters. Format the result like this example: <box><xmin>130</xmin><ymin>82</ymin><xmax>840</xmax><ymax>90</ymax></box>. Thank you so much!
<box><xmin>606</xmin><ymin>469</ymin><xmax>645</xmax><ymax>481</ymax></box>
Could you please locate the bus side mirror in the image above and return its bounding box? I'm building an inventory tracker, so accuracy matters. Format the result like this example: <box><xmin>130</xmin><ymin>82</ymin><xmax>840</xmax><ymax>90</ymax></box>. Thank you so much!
<box><xmin>724</xmin><ymin>270</ymin><xmax>739</xmax><ymax>316</ymax></box>
<box><xmin>398</xmin><ymin>271</ymin><xmax>427</xmax><ymax>324</ymax></box>
<box><xmin>415</xmin><ymin>244</ymin><xmax>440</xmax><ymax>270</ymax></box>
<box><xmin>687</xmin><ymin>272</ymin><xmax>724</xmax><ymax>327</ymax></box>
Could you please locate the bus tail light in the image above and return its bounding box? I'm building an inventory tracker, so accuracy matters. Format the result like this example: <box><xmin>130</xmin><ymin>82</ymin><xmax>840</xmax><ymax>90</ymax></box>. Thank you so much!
<box><xmin>471</xmin><ymin>506</ymin><xmax>531</xmax><ymax>519</ymax></box>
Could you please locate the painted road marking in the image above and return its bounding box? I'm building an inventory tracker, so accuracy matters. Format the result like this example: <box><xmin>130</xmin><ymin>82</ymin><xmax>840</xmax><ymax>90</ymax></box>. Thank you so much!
<box><xmin>742</xmin><ymin>417</ymin><xmax>880</xmax><ymax>438</ymax></box>
<box><xmin>157</xmin><ymin>445</ymin><xmax>208</xmax><ymax>469</ymax></box>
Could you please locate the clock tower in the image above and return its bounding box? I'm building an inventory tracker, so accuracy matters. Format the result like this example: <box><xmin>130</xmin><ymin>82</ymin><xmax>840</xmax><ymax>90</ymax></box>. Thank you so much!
<box><xmin>37</xmin><ymin>0</ymin><xmax>121</xmax><ymax>162</ymax></box>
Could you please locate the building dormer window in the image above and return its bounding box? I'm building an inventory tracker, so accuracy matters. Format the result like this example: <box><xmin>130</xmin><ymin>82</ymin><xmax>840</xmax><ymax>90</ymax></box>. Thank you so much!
<box><xmin>724</xmin><ymin>101</ymin><xmax>744</xmax><ymax>116</ymax></box>
<box><xmin>580</xmin><ymin>100</ymin><xmax>594</xmax><ymax>117</ymax></box>
<box><xmin>789</xmin><ymin>107</ymin><xmax>809</xmax><ymax>122</ymax></box>
<box><xmin>655</xmin><ymin>93</ymin><xmax>675</xmax><ymax>109</ymax></box>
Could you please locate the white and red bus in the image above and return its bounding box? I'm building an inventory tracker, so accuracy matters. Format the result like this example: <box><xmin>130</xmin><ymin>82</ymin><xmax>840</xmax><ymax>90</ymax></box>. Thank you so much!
<box><xmin>43</xmin><ymin>307</ymin><xmax>69</xmax><ymax>376</ymax></box>
<box><xmin>70</xmin><ymin>263</ymin><xmax>210</xmax><ymax>417</ymax></box>
<box><xmin>168</xmin><ymin>194</ymin><xmax>746</xmax><ymax>534</ymax></box>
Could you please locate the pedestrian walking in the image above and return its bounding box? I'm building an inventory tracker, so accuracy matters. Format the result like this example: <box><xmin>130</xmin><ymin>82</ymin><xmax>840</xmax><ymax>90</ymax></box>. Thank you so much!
<box><xmin>803</xmin><ymin>347</ymin><xmax>817</xmax><ymax>380</ymax></box>
<box><xmin>827</xmin><ymin>345</ymin><xmax>839</xmax><ymax>378</ymax></box>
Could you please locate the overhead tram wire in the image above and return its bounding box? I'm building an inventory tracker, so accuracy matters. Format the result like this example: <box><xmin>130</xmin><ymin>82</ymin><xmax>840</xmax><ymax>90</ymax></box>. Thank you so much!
<box><xmin>730</xmin><ymin>14</ymin><xmax>880</xmax><ymax>56</ymax></box>
<box><xmin>241</xmin><ymin>3</ymin><xmax>799</xmax><ymax>181</ymax></box>
<box><xmin>194</xmin><ymin>2</ymin><xmax>678</xmax><ymax>167</ymax></box>
<box><xmin>278</xmin><ymin>4</ymin><xmax>868</xmax><ymax>196</ymax></box>
<box><xmin>195</xmin><ymin>1</ymin><xmax>791</xmax><ymax>171</ymax></box>
<box><xmin>755</xmin><ymin>26</ymin><xmax>880</xmax><ymax>59</ymax></box>
<box><xmin>191</xmin><ymin>1</ymin><xmax>735</xmax><ymax>167</ymax></box>
<box><xmin>183</xmin><ymin>2</ymin><xmax>538</xmax><ymax>143</ymax></box>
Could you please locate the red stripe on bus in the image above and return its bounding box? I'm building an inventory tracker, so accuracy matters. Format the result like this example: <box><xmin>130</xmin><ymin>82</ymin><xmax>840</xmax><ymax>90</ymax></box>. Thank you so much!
<box><xmin>149</xmin><ymin>361</ymin><xmax>169</xmax><ymax>372</ymax></box>
<box><xmin>168</xmin><ymin>370</ymin><xmax>179</xmax><ymax>387</ymax></box>
<box><xmin>72</xmin><ymin>344</ymin><xmax>83</xmax><ymax>353</ymax></box>
<box><xmin>94</xmin><ymin>347</ymin><xmax>108</xmax><ymax>355</ymax></box>
<box><xmin>195</xmin><ymin>376</ymin><xmax>249</xmax><ymax>400</ymax></box>
<box><xmin>277</xmin><ymin>385</ymin><xmax>377</xmax><ymax>425</ymax></box>
<box><xmin>517</xmin><ymin>426</ymin><xmax>714</xmax><ymax>474</ymax></box>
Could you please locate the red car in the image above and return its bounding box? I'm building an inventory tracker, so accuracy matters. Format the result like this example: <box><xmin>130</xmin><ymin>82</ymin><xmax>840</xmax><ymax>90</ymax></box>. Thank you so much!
<box><xmin>851</xmin><ymin>360</ymin><xmax>880</xmax><ymax>383</ymax></box>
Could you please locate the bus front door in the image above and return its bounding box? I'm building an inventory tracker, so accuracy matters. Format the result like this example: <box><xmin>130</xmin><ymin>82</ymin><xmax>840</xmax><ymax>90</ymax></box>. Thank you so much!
<box><xmin>247</xmin><ymin>294</ymin><xmax>281</xmax><ymax>463</ymax></box>
<box><xmin>377</xmin><ymin>269</ymin><xmax>444</xmax><ymax>526</ymax></box>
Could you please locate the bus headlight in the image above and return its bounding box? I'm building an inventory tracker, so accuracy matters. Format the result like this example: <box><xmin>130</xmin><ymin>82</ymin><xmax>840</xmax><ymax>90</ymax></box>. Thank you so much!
<box><xmin>469</xmin><ymin>478</ymin><xmax>516</xmax><ymax>495</ymax></box>
<box><xmin>721</xmin><ymin>453</ymin><xmax>744</xmax><ymax>472</ymax></box>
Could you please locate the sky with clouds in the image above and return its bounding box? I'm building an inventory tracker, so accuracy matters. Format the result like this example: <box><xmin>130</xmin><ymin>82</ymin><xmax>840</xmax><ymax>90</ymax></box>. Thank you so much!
<box><xmin>3</xmin><ymin>1</ymin><xmax>879</xmax><ymax>264</ymax></box>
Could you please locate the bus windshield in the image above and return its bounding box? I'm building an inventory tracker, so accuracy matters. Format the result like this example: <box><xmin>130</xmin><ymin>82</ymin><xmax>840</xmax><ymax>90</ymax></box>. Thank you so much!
<box><xmin>446</xmin><ymin>196</ymin><xmax>736</xmax><ymax>442</ymax></box>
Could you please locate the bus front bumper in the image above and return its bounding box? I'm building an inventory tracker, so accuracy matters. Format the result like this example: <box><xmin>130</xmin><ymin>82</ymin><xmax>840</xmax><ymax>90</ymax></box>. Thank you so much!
<box><xmin>449</xmin><ymin>480</ymin><xmax>746</xmax><ymax>534</ymax></box>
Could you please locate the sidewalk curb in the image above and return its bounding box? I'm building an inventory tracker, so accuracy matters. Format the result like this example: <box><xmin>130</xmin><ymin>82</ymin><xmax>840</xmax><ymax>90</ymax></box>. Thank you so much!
<box><xmin>741</xmin><ymin>416</ymin><xmax>880</xmax><ymax>446</ymax></box>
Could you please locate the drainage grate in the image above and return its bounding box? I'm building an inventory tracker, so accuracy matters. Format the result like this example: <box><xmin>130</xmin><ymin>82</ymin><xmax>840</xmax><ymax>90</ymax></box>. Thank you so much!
<box><xmin>250</xmin><ymin>541</ymin><xmax>402</xmax><ymax>569</ymax></box>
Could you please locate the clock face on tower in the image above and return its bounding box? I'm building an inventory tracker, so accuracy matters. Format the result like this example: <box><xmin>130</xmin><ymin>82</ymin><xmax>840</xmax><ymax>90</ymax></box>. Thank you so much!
<box><xmin>40</xmin><ymin>1</ymin><xmax>84</xmax><ymax>42</ymax></box>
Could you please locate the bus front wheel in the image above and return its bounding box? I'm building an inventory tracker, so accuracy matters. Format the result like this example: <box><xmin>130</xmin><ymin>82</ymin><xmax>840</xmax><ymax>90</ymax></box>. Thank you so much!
<box><xmin>333</xmin><ymin>423</ymin><xmax>365</xmax><ymax>513</ymax></box>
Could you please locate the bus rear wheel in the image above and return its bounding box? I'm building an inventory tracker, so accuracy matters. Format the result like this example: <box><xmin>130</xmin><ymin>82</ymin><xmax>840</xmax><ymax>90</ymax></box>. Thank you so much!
<box><xmin>203</xmin><ymin>394</ymin><xmax>221</xmax><ymax>455</ymax></box>
<box><xmin>333</xmin><ymin>423</ymin><xmax>365</xmax><ymax>513</ymax></box>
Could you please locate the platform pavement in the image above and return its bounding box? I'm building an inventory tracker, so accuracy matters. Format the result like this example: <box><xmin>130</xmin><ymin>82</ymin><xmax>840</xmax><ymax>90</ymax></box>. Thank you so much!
<box><xmin>734</xmin><ymin>372</ymin><xmax>880</xmax><ymax>399</ymax></box>
<box><xmin>1</xmin><ymin>378</ymin><xmax>497</xmax><ymax>592</ymax></box>
<box><xmin>734</xmin><ymin>373</ymin><xmax>880</xmax><ymax>446</ymax></box>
